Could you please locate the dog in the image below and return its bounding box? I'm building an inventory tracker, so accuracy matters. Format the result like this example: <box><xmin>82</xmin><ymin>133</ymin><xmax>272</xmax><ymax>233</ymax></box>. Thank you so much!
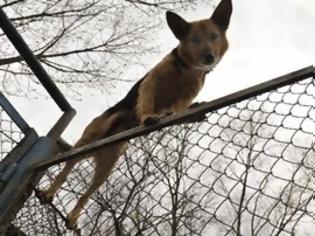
<box><xmin>38</xmin><ymin>0</ymin><xmax>232</xmax><ymax>229</ymax></box>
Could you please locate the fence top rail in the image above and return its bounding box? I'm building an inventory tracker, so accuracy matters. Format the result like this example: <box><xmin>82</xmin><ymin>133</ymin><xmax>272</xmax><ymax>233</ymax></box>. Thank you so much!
<box><xmin>34</xmin><ymin>65</ymin><xmax>314</xmax><ymax>170</ymax></box>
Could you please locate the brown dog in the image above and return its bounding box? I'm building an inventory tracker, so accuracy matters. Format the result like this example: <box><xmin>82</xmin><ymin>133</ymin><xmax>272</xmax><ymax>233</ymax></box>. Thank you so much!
<box><xmin>38</xmin><ymin>0</ymin><xmax>232</xmax><ymax>229</ymax></box>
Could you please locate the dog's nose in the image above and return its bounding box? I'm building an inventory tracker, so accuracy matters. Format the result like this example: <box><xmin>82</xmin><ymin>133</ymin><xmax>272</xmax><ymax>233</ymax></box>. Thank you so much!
<box><xmin>204</xmin><ymin>54</ymin><xmax>214</xmax><ymax>65</ymax></box>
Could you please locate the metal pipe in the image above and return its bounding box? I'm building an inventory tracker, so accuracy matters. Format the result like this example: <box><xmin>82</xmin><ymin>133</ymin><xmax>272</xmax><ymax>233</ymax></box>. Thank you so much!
<box><xmin>0</xmin><ymin>92</ymin><xmax>31</xmax><ymax>134</ymax></box>
<box><xmin>0</xmin><ymin>8</ymin><xmax>73</xmax><ymax>112</ymax></box>
<box><xmin>47</xmin><ymin>109</ymin><xmax>76</xmax><ymax>139</ymax></box>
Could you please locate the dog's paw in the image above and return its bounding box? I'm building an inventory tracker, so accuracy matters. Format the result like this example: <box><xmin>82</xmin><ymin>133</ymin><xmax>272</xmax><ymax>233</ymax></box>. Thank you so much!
<box><xmin>186</xmin><ymin>102</ymin><xmax>208</xmax><ymax>123</ymax></box>
<box><xmin>143</xmin><ymin>116</ymin><xmax>160</xmax><ymax>126</ymax></box>
<box><xmin>143</xmin><ymin>112</ymin><xmax>173</xmax><ymax>126</ymax></box>
<box><xmin>65</xmin><ymin>215</ymin><xmax>78</xmax><ymax>230</ymax></box>
<box><xmin>35</xmin><ymin>189</ymin><xmax>54</xmax><ymax>204</ymax></box>
<box><xmin>189</xmin><ymin>101</ymin><xmax>207</xmax><ymax>109</ymax></box>
<box><xmin>164</xmin><ymin>111</ymin><xmax>173</xmax><ymax>116</ymax></box>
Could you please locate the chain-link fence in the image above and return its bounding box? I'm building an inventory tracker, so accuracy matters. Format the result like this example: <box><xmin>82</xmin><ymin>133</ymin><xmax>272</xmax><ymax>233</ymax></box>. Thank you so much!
<box><xmin>10</xmin><ymin>69</ymin><xmax>314</xmax><ymax>236</ymax></box>
<box><xmin>0</xmin><ymin>107</ymin><xmax>24</xmax><ymax>161</ymax></box>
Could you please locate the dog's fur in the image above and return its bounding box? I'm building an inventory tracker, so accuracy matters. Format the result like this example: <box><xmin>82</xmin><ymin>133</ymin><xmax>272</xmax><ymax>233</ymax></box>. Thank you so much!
<box><xmin>38</xmin><ymin>0</ymin><xmax>232</xmax><ymax>229</ymax></box>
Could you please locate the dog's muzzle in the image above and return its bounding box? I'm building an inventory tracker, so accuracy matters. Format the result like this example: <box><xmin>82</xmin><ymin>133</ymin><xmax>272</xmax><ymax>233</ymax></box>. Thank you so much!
<box><xmin>204</xmin><ymin>54</ymin><xmax>215</xmax><ymax>65</ymax></box>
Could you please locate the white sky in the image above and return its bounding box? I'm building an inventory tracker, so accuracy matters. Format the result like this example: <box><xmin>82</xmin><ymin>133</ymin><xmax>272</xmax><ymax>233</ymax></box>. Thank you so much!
<box><xmin>10</xmin><ymin>0</ymin><xmax>315</xmax><ymax>144</ymax></box>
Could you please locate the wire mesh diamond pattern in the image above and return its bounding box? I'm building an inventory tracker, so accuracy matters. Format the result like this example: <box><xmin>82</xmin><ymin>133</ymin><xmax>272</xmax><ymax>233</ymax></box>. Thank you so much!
<box><xmin>0</xmin><ymin>107</ymin><xmax>24</xmax><ymax>161</ymax></box>
<box><xmin>11</xmin><ymin>76</ymin><xmax>315</xmax><ymax>235</ymax></box>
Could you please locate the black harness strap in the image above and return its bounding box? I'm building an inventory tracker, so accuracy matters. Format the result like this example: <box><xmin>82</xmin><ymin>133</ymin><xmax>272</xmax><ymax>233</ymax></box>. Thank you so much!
<box><xmin>171</xmin><ymin>48</ymin><xmax>214</xmax><ymax>75</ymax></box>
<box><xmin>171</xmin><ymin>48</ymin><xmax>188</xmax><ymax>72</ymax></box>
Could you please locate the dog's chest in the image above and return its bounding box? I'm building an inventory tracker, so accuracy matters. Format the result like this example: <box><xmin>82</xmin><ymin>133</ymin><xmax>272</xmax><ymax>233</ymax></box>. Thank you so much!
<box><xmin>155</xmin><ymin>73</ymin><xmax>205</xmax><ymax>113</ymax></box>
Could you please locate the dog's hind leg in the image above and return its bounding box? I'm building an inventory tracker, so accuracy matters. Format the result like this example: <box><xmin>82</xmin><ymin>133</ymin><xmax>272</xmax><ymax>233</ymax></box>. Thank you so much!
<box><xmin>37</xmin><ymin>135</ymin><xmax>95</xmax><ymax>203</ymax></box>
<box><xmin>38</xmin><ymin>159</ymin><xmax>78</xmax><ymax>203</ymax></box>
<box><xmin>66</xmin><ymin>142</ymin><xmax>127</xmax><ymax>229</ymax></box>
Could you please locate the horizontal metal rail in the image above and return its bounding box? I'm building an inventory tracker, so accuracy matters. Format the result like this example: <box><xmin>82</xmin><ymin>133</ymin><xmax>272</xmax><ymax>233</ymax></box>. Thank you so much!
<box><xmin>34</xmin><ymin>65</ymin><xmax>314</xmax><ymax>170</ymax></box>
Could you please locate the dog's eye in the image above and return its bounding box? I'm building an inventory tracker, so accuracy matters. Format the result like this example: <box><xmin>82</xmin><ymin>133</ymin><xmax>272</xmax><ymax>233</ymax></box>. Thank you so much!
<box><xmin>209</xmin><ymin>32</ymin><xmax>219</xmax><ymax>41</ymax></box>
<box><xmin>190</xmin><ymin>36</ymin><xmax>201</xmax><ymax>44</ymax></box>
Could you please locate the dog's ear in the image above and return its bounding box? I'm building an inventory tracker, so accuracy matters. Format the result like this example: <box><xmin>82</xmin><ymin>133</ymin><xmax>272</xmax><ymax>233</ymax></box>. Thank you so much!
<box><xmin>166</xmin><ymin>11</ymin><xmax>190</xmax><ymax>40</ymax></box>
<box><xmin>210</xmin><ymin>0</ymin><xmax>232</xmax><ymax>31</ymax></box>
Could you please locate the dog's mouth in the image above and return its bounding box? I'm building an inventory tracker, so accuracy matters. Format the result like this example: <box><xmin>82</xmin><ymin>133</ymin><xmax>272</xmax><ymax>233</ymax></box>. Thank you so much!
<box><xmin>198</xmin><ymin>58</ymin><xmax>218</xmax><ymax>71</ymax></box>
<box><xmin>191</xmin><ymin>54</ymin><xmax>218</xmax><ymax>72</ymax></box>
<box><xmin>194</xmin><ymin>63</ymin><xmax>216</xmax><ymax>72</ymax></box>
<box><xmin>196</xmin><ymin>54</ymin><xmax>218</xmax><ymax>70</ymax></box>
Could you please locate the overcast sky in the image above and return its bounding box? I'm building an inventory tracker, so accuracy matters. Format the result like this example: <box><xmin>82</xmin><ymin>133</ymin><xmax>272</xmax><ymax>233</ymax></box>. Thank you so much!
<box><xmin>10</xmin><ymin>0</ymin><xmax>315</xmax><ymax>143</ymax></box>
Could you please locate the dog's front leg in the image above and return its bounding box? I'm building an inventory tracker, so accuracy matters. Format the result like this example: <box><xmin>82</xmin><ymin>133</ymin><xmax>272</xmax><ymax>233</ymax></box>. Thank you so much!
<box><xmin>137</xmin><ymin>77</ymin><xmax>175</xmax><ymax>125</ymax></box>
<box><xmin>137</xmin><ymin>77</ymin><xmax>161</xmax><ymax>125</ymax></box>
<box><xmin>139</xmin><ymin>103</ymin><xmax>172</xmax><ymax>126</ymax></box>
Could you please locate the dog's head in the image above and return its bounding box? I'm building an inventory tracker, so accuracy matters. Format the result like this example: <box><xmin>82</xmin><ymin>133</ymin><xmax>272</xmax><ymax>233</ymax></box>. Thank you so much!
<box><xmin>167</xmin><ymin>0</ymin><xmax>232</xmax><ymax>72</ymax></box>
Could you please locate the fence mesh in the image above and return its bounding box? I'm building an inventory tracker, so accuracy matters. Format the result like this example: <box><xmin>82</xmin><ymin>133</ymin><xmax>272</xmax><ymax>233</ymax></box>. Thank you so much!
<box><xmin>12</xmin><ymin>75</ymin><xmax>315</xmax><ymax>235</ymax></box>
<box><xmin>0</xmin><ymin>107</ymin><xmax>24</xmax><ymax>161</ymax></box>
